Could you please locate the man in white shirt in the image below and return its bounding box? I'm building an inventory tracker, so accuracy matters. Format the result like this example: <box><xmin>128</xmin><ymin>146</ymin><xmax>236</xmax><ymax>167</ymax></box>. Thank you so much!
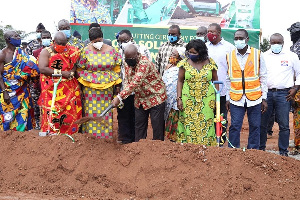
<box><xmin>260</xmin><ymin>33</ymin><xmax>300</xmax><ymax>156</ymax></box>
<box><xmin>206</xmin><ymin>23</ymin><xmax>235</xmax><ymax>142</ymax></box>
<box><xmin>226</xmin><ymin>29</ymin><xmax>268</xmax><ymax>149</ymax></box>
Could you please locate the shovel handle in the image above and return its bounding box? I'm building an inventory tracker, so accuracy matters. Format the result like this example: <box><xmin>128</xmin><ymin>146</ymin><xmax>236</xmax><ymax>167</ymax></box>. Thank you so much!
<box><xmin>211</xmin><ymin>81</ymin><xmax>224</xmax><ymax>94</ymax></box>
<box><xmin>100</xmin><ymin>104</ymin><xmax>113</xmax><ymax>117</ymax></box>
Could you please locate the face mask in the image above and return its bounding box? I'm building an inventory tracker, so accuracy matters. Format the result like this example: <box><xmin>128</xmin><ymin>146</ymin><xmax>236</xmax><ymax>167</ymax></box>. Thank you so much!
<box><xmin>188</xmin><ymin>54</ymin><xmax>200</xmax><ymax>62</ymax></box>
<box><xmin>196</xmin><ymin>36</ymin><xmax>206</xmax><ymax>42</ymax></box>
<box><xmin>42</xmin><ymin>39</ymin><xmax>51</xmax><ymax>47</ymax></box>
<box><xmin>37</xmin><ymin>33</ymin><xmax>41</xmax><ymax>39</ymax></box>
<box><xmin>125</xmin><ymin>58</ymin><xmax>137</xmax><ymax>67</ymax></box>
<box><xmin>54</xmin><ymin>43</ymin><xmax>67</xmax><ymax>53</ymax></box>
<box><xmin>169</xmin><ymin>56</ymin><xmax>179</xmax><ymax>65</ymax></box>
<box><xmin>121</xmin><ymin>41</ymin><xmax>134</xmax><ymax>50</ymax></box>
<box><xmin>234</xmin><ymin>39</ymin><xmax>247</xmax><ymax>50</ymax></box>
<box><xmin>93</xmin><ymin>41</ymin><xmax>103</xmax><ymax>50</ymax></box>
<box><xmin>271</xmin><ymin>44</ymin><xmax>283</xmax><ymax>54</ymax></box>
<box><xmin>207</xmin><ymin>32</ymin><xmax>217</xmax><ymax>42</ymax></box>
<box><xmin>61</xmin><ymin>30</ymin><xmax>71</xmax><ymax>39</ymax></box>
<box><xmin>9</xmin><ymin>38</ymin><xmax>21</xmax><ymax>47</ymax></box>
<box><xmin>168</xmin><ymin>35</ymin><xmax>178</xmax><ymax>43</ymax></box>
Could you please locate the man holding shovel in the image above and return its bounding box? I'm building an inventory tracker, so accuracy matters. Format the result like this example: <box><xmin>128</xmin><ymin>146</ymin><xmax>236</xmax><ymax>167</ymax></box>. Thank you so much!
<box><xmin>112</xmin><ymin>44</ymin><xmax>167</xmax><ymax>142</ymax></box>
<box><xmin>38</xmin><ymin>31</ymin><xmax>82</xmax><ymax>135</ymax></box>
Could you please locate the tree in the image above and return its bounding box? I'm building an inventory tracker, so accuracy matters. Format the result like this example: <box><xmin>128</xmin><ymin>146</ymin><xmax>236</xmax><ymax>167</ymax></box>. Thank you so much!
<box><xmin>0</xmin><ymin>29</ymin><xmax>4</xmax><ymax>49</ymax></box>
<box><xmin>260</xmin><ymin>37</ymin><xmax>270</xmax><ymax>52</ymax></box>
<box><xmin>0</xmin><ymin>25</ymin><xmax>27</xmax><ymax>49</ymax></box>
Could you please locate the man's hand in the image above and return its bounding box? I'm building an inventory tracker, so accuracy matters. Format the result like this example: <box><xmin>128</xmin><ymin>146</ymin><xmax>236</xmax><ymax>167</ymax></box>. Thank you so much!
<box><xmin>114</xmin><ymin>87</ymin><xmax>121</xmax><ymax>95</ymax></box>
<box><xmin>286</xmin><ymin>88</ymin><xmax>297</xmax><ymax>101</ymax></box>
<box><xmin>3</xmin><ymin>90</ymin><xmax>10</xmax><ymax>104</ymax></box>
<box><xmin>177</xmin><ymin>99</ymin><xmax>183</xmax><ymax>111</ymax></box>
<box><xmin>112</xmin><ymin>96</ymin><xmax>120</xmax><ymax>107</ymax></box>
<box><xmin>261</xmin><ymin>99</ymin><xmax>268</xmax><ymax>113</ymax></box>
<box><xmin>225</xmin><ymin>100</ymin><xmax>230</xmax><ymax>112</ymax></box>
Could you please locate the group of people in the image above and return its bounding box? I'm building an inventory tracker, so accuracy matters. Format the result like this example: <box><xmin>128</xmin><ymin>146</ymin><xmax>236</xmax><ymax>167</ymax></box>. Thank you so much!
<box><xmin>1</xmin><ymin>19</ymin><xmax>300</xmax><ymax>157</ymax></box>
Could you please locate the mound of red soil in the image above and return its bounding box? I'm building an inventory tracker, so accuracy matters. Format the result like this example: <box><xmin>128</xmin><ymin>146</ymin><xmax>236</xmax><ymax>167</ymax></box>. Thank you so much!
<box><xmin>0</xmin><ymin>126</ymin><xmax>299</xmax><ymax>199</ymax></box>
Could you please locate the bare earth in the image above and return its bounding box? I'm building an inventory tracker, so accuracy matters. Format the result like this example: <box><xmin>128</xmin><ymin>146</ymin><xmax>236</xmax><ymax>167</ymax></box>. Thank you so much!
<box><xmin>0</xmin><ymin>110</ymin><xmax>299</xmax><ymax>199</ymax></box>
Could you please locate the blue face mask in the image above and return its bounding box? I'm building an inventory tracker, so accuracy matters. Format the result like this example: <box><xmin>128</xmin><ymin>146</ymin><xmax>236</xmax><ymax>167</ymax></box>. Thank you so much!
<box><xmin>168</xmin><ymin>35</ymin><xmax>178</xmax><ymax>43</ymax></box>
<box><xmin>9</xmin><ymin>37</ymin><xmax>21</xmax><ymax>47</ymax></box>
<box><xmin>61</xmin><ymin>30</ymin><xmax>71</xmax><ymax>39</ymax></box>
<box><xmin>188</xmin><ymin>54</ymin><xmax>200</xmax><ymax>62</ymax></box>
<box><xmin>271</xmin><ymin>44</ymin><xmax>283</xmax><ymax>54</ymax></box>
<box><xmin>234</xmin><ymin>39</ymin><xmax>247</xmax><ymax>50</ymax></box>
<box><xmin>36</xmin><ymin>33</ymin><xmax>41</xmax><ymax>39</ymax></box>
<box><xmin>42</xmin><ymin>39</ymin><xmax>51</xmax><ymax>47</ymax></box>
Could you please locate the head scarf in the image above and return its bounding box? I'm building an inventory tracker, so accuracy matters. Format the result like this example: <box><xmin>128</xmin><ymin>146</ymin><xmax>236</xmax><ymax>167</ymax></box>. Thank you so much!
<box><xmin>176</xmin><ymin>47</ymin><xmax>187</xmax><ymax>59</ymax></box>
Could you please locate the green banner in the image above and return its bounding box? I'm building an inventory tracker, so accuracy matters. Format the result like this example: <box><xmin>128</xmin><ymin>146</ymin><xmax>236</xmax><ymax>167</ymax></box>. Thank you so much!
<box><xmin>71</xmin><ymin>24</ymin><xmax>260</xmax><ymax>61</ymax></box>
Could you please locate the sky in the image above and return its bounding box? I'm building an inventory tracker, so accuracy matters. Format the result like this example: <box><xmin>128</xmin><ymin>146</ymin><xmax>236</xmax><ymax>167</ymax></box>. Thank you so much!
<box><xmin>0</xmin><ymin>0</ymin><xmax>298</xmax><ymax>50</ymax></box>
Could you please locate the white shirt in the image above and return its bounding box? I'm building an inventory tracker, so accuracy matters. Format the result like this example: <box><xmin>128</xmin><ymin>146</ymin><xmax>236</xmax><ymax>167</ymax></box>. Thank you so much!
<box><xmin>207</xmin><ymin>38</ymin><xmax>236</xmax><ymax>96</ymax></box>
<box><xmin>226</xmin><ymin>46</ymin><xmax>268</xmax><ymax>107</ymax></box>
<box><xmin>263</xmin><ymin>48</ymin><xmax>300</xmax><ymax>89</ymax></box>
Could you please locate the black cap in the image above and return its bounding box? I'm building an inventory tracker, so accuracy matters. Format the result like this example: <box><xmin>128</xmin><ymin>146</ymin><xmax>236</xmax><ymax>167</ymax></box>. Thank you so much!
<box><xmin>287</xmin><ymin>22</ymin><xmax>300</xmax><ymax>34</ymax></box>
<box><xmin>73</xmin><ymin>30</ymin><xmax>81</xmax><ymax>38</ymax></box>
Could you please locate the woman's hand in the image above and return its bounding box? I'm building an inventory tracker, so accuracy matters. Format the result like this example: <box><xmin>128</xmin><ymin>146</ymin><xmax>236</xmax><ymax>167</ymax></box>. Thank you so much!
<box><xmin>177</xmin><ymin>98</ymin><xmax>183</xmax><ymax>111</ymax></box>
<box><xmin>3</xmin><ymin>90</ymin><xmax>10</xmax><ymax>104</ymax></box>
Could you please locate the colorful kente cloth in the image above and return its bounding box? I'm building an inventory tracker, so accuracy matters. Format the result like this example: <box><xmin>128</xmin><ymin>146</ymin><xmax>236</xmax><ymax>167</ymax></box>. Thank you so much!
<box><xmin>78</xmin><ymin>47</ymin><xmax>122</xmax><ymax>138</ymax></box>
<box><xmin>0</xmin><ymin>47</ymin><xmax>40</xmax><ymax>131</ymax></box>
<box><xmin>291</xmin><ymin>38</ymin><xmax>300</xmax><ymax>149</ymax></box>
<box><xmin>39</xmin><ymin>46</ymin><xmax>82</xmax><ymax>135</ymax></box>
<box><xmin>177</xmin><ymin>58</ymin><xmax>217</xmax><ymax>146</ymax></box>
<box><xmin>68</xmin><ymin>36</ymin><xmax>84</xmax><ymax>50</ymax></box>
<box><xmin>165</xmin><ymin>108</ymin><xmax>179</xmax><ymax>142</ymax></box>
<box><xmin>293</xmin><ymin>91</ymin><xmax>300</xmax><ymax>149</ymax></box>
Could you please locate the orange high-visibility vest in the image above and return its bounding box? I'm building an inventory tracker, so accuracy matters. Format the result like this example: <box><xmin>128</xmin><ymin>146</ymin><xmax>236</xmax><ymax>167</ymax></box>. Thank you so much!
<box><xmin>227</xmin><ymin>47</ymin><xmax>261</xmax><ymax>101</ymax></box>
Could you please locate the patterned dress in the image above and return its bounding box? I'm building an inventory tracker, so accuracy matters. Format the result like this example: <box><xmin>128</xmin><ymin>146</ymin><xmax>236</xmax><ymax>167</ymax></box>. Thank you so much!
<box><xmin>291</xmin><ymin>39</ymin><xmax>300</xmax><ymax>150</ymax></box>
<box><xmin>78</xmin><ymin>47</ymin><xmax>122</xmax><ymax>138</ymax></box>
<box><xmin>0</xmin><ymin>48</ymin><xmax>40</xmax><ymax>131</ymax></box>
<box><xmin>162</xmin><ymin>66</ymin><xmax>179</xmax><ymax>142</ymax></box>
<box><xmin>177</xmin><ymin>58</ymin><xmax>217</xmax><ymax>146</ymax></box>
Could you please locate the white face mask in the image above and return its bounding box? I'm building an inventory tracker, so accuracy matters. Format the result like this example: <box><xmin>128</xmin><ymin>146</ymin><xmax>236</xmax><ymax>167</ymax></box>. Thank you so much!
<box><xmin>234</xmin><ymin>39</ymin><xmax>247</xmax><ymax>50</ymax></box>
<box><xmin>121</xmin><ymin>41</ymin><xmax>134</xmax><ymax>50</ymax></box>
<box><xmin>93</xmin><ymin>41</ymin><xmax>103</xmax><ymax>50</ymax></box>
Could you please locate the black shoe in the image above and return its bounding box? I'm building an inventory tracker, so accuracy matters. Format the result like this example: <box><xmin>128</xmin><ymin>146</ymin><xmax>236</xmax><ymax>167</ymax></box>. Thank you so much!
<box><xmin>279</xmin><ymin>152</ymin><xmax>289</xmax><ymax>157</ymax></box>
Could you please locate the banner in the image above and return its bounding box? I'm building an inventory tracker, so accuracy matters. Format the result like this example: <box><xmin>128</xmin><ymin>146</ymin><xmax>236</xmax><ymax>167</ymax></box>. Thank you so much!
<box><xmin>70</xmin><ymin>0</ymin><xmax>261</xmax><ymax>61</ymax></box>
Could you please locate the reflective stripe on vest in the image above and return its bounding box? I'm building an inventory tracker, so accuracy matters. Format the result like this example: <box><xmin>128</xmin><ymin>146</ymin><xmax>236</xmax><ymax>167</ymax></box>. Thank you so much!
<box><xmin>227</xmin><ymin>47</ymin><xmax>262</xmax><ymax>101</ymax></box>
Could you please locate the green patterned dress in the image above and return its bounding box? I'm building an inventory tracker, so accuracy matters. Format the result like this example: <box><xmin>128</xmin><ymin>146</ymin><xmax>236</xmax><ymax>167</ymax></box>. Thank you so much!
<box><xmin>177</xmin><ymin>58</ymin><xmax>217</xmax><ymax>146</ymax></box>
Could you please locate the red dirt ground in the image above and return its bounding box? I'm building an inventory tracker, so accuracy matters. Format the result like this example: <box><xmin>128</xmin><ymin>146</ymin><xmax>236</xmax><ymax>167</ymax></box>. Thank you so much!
<box><xmin>0</xmin><ymin>110</ymin><xmax>299</xmax><ymax>199</ymax></box>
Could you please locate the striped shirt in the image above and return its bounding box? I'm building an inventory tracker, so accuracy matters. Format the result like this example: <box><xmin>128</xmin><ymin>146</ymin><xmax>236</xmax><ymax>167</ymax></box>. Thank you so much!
<box><xmin>155</xmin><ymin>38</ymin><xmax>186</xmax><ymax>77</ymax></box>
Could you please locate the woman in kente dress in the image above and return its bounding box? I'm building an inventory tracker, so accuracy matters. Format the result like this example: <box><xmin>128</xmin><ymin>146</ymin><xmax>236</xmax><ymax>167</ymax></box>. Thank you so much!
<box><xmin>162</xmin><ymin>47</ymin><xmax>186</xmax><ymax>142</ymax></box>
<box><xmin>78</xmin><ymin>27</ymin><xmax>122</xmax><ymax>138</ymax></box>
<box><xmin>177</xmin><ymin>39</ymin><xmax>218</xmax><ymax>146</ymax></box>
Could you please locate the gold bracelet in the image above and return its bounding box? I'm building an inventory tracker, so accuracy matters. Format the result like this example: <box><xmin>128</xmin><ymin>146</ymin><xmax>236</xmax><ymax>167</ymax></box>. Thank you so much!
<box><xmin>176</xmin><ymin>96</ymin><xmax>182</xmax><ymax>101</ymax></box>
<box><xmin>69</xmin><ymin>71</ymin><xmax>75</xmax><ymax>80</ymax></box>
<box><xmin>53</xmin><ymin>69</ymin><xmax>62</xmax><ymax>75</ymax></box>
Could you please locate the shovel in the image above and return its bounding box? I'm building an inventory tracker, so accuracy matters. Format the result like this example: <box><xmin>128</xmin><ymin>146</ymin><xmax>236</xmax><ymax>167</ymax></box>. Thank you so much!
<box><xmin>211</xmin><ymin>81</ymin><xmax>226</xmax><ymax>147</ymax></box>
<box><xmin>75</xmin><ymin>104</ymin><xmax>114</xmax><ymax>126</ymax></box>
<box><xmin>39</xmin><ymin>74</ymin><xmax>62</xmax><ymax>136</ymax></box>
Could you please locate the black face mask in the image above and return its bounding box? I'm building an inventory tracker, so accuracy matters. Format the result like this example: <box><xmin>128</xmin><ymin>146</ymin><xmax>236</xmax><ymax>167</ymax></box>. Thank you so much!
<box><xmin>125</xmin><ymin>58</ymin><xmax>137</xmax><ymax>67</ymax></box>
